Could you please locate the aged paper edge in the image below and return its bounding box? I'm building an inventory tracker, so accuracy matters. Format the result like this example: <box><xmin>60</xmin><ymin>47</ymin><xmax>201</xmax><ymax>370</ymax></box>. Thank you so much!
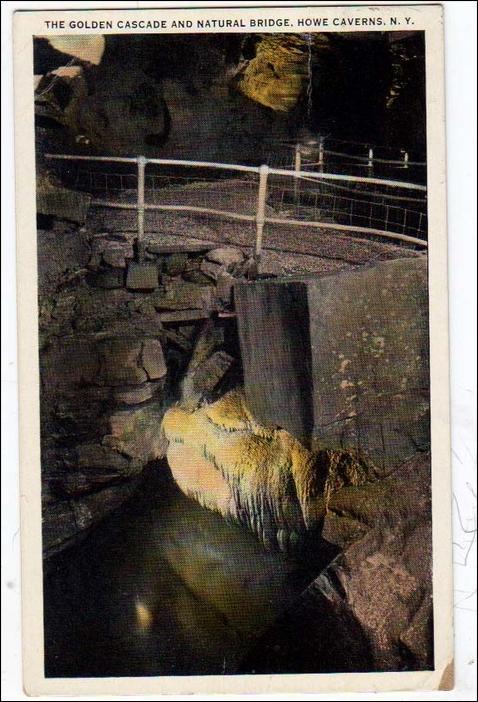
<box><xmin>13</xmin><ymin>3</ymin><xmax>453</xmax><ymax>696</ymax></box>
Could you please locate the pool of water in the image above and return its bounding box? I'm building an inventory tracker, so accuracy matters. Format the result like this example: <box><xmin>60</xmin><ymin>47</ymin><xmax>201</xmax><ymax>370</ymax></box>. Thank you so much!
<box><xmin>44</xmin><ymin>466</ymin><xmax>328</xmax><ymax>677</ymax></box>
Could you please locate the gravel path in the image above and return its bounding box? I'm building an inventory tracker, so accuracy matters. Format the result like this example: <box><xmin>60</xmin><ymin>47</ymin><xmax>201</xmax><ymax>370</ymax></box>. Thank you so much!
<box><xmin>87</xmin><ymin>180</ymin><xmax>424</xmax><ymax>277</ymax></box>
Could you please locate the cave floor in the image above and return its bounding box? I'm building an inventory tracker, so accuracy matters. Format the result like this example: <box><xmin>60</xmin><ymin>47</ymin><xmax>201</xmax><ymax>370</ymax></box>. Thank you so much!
<box><xmin>43</xmin><ymin>466</ymin><xmax>325</xmax><ymax>678</ymax></box>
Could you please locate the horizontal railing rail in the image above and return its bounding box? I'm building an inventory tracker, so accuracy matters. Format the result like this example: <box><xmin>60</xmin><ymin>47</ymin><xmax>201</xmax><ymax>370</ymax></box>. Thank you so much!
<box><xmin>44</xmin><ymin>153</ymin><xmax>428</xmax><ymax>262</ymax></box>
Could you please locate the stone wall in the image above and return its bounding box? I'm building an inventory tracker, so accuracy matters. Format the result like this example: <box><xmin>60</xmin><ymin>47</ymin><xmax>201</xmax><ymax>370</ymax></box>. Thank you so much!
<box><xmin>39</xmin><ymin>221</ymin><xmax>247</xmax><ymax>556</ymax></box>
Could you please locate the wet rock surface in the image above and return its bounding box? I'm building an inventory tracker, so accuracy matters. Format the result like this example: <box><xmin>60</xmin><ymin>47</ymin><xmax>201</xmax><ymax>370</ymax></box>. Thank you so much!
<box><xmin>240</xmin><ymin>452</ymin><xmax>433</xmax><ymax>673</ymax></box>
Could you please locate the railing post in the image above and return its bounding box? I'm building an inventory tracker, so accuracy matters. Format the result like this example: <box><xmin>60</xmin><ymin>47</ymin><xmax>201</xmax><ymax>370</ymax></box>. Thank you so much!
<box><xmin>318</xmin><ymin>136</ymin><xmax>325</xmax><ymax>173</ymax></box>
<box><xmin>403</xmin><ymin>151</ymin><xmax>409</xmax><ymax>169</ymax></box>
<box><xmin>367</xmin><ymin>147</ymin><xmax>374</xmax><ymax>172</ymax></box>
<box><xmin>255</xmin><ymin>164</ymin><xmax>269</xmax><ymax>269</ymax></box>
<box><xmin>137</xmin><ymin>155</ymin><xmax>146</xmax><ymax>262</ymax></box>
<box><xmin>294</xmin><ymin>144</ymin><xmax>301</xmax><ymax>204</ymax></box>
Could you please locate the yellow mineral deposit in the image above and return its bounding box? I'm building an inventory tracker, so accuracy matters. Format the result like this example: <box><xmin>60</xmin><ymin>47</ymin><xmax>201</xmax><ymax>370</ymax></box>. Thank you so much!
<box><xmin>162</xmin><ymin>389</ymin><xmax>376</xmax><ymax>551</ymax></box>
<box><xmin>135</xmin><ymin>599</ymin><xmax>154</xmax><ymax>632</ymax></box>
<box><xmin>235</xmin><ymin>35</ymin><xmax>328</xmax><ymax>112</ymax></box>
<box><xmin>162</xmin><ymin>390</ymin><xmax>331</xmax><ymax>550</ymax></box>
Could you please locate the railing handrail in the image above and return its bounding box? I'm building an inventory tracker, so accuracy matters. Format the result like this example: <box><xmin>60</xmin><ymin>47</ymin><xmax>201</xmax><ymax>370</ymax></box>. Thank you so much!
<box><xmin>44</xmin><ymin>153</ymin><xmax>427</xmax><ymax>192</ymax></box>
<box><xmin>44</xmin><ymin>152</ymin><xmax>428</xmax><ymax>254</ymax></box>
<box><xmin>45</xmin><ymin>153</ymin><xmax>260</xmax><ymax>174</ymax></box>
<box><xmin>304</xmin><ymin>149</ymin><xmax>426</xmax><ymax>167</ymax></box>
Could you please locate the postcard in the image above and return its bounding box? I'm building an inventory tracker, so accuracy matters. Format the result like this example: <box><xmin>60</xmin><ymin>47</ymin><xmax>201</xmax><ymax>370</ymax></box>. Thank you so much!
<box><xmin>13</xmin><ymin>3</ymin><xmax>453</xmax><ymax>695</ymax></box>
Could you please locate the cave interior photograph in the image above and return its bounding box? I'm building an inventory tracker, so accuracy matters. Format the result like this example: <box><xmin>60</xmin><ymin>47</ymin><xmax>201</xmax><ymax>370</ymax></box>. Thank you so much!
<box><xmin>34</xmin><ymin>30</ymin><xmax>433</xmax><ymax>678</ymax></box>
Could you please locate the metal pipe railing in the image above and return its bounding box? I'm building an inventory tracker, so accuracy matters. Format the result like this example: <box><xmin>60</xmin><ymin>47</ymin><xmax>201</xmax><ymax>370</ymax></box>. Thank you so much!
<box><xmin>44</xmin><ymin>153</ymin><xmax>428</xmax><ymax>259</ymax></box>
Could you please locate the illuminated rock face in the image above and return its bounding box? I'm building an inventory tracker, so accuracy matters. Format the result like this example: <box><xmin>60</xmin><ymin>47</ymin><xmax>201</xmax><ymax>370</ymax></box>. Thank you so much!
<box><xmin>162</xmin><ymin>389</ymin><xmax>372</xmax><ymax>551</ymax></box>
<box><xmin>45</xmin><ymin>35</ymin><xmax>106</xmax><ymax>65</ymax></box>
<box><xmin>162</xmin><ymin>390</ymin><xmax>315</xmax><ymax>549</ymax></box>
<box><xmin>232</xmin><ymin>35</ymin><xmax>316</xmax><ymax>112</ymax></box>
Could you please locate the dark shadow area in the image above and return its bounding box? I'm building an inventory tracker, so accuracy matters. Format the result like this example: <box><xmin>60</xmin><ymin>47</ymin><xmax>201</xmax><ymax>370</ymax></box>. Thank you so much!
<box><xmin>43</xmin><ymin>464</ymin><xmax>339</xmax><ymax>677</ymax></box>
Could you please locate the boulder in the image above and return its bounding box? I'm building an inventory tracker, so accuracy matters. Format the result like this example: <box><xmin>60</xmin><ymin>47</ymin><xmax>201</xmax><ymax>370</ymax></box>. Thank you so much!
<box><xmin>36</xmin><ymin>170</ymin><xmax>91</xmax><ymax>224</ymax></box>
<box><xmin>58</xmin><ymin>443</ymin><xmax>142</xmax><ymax>495</ymax></box>
<box><xmin>162</xmin><ymin>252</ymin><xmax>189</xmax><ymax>276</ymax></box>
<box><xmin>113</xmin><ymin>382</ymin><xmax>161</xmax><ymax>406</ymax></box>
<box><xmin>240</xmin><ymin>452</ymin><xmax>433</xmax><ymax>674</ymax></box>
<box><xmin>104</xmin><ymin>401</ymin><xmax>167</xmax><ymax>463</ymax></box>
<box><xmin>90</xmin><ymin>269</ymin><xmax>125</xmax><ymax>289</ymax></box>
<box><xmin>183</xmin><ymin>270</ymin><xmax>216</xmax><ymax>285</ymax></box>
<box><xmin>98</xmin><ymin>338</ymin><xmax>148</xmax><ymax>386</ymax></box>
<box><xmin>102</xmin><ymin>241</ymin><xmax>134</xmax><ymax>268</ymax></box>
<box><xmin>181</xmin><ymin>351</ymin><xmax>235</xmax><ymax>406</ymax></box>
<box><xmin>37</xmin><ymin>226</ymin><xmax>92</xmax><ymax>296</ymax></box>
<box><xmin>200</xmin><ymin>259</ymin><xmax>223</xmax><ymax>281</ymax></box>
<box><xmin>41</xmin><ymin>337</ymin><xmax>100</xmax><ymax>389</ymax></box>
<box><xmin>235</xmin><ymin>257</ymin><xmax>430</xmax><ymax>470</ymax></box>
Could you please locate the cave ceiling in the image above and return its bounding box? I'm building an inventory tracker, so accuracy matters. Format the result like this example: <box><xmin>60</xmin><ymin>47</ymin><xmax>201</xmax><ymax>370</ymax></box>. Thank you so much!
<box><xmin>34</xmin><ymin>32</ymin><xmax>426</xmax><ymax>162</ymax></box>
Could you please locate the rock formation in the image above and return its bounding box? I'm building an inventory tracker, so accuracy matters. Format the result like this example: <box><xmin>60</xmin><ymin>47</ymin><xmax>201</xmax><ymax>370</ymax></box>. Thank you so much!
<box><xmin>240</xmin><ymin>451</ymin><xmax>433</xmax><ymax>673</ymax></box>
<box><xmin>162</xmin><ymin>389</ymin><xmax>376</xmax><ymax>551</ymax></box>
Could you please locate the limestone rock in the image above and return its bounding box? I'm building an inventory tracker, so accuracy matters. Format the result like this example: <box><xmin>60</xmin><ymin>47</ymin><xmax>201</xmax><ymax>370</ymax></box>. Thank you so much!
<box><xmin>37</xmin><ymin>226</ymin><xmax>91</xmax><ymax>297</ymax></box>
<box><xmin>206</xmin><ymin>246</ymin><xmax>245</xmax><ymax>267</ymax></box>
<box><xmin>141</xmin><ymin>339</ymin><xmax>167</xmax><ymax>380</ymax></box>
<box><xmin>233</xmin><ymin>34</ymin><xmax>329</xmax><ymax>113</ymax></box>
<box><xmin>200</xmin><ymin>259</ymin><xmax>223</xmax><ymax>281</ymax></box>
<box><xmin>102</xmin><ymin>241</ymin><xmax>134</xmax><ymax>268</ymax></box>
<box><xmin>36</xmin><ymin>169</ymin><xmax>91</xmax><ymax>224</ymax></box>
<box><xmin>98</xmin><ymin>338</ymin><xmax>148</xmax><ymax>386</ymax></box>
<box><xmin>76</xmin><ymin>442</ymin><xmax>136</xmax><ymax>473</ymax></box>
<box><xmin>126</xmin><ymin>263</ymin><xmax>159</xmax><ymax>291</ymax></box>
<box><xmin>105</xmin><ymin>402</ymin><xmax>167</xmax><ymax>463</ymax></box>
<box><xmin>90</xmin><ymin>269</ymin><xmax>125</xmax><ymax>289</ymax></box>
<box><xmin>162</xmin><ymin>252</ymin><xmax>189</xmax><ymax>276</ymax></box>
<box><xmin>42</xmin><ymin>480</ymin><xmax>141</xmax><ymax>558</ymax></box>
<box><xmin>215</xmin><ymin>272</ymin><xmax>235</xmax><ymax>307</ymax></box>
<box><xmin>58</xmin><ymin>443</ymin><xmax>142</xmax><ymax>495</ymax></box>
<box><xmin>240</xmin><ymin>453</ymin><xmax>433</xmax><ymax>674</ymax></box>
<box><xmin>42</xmin><ymin>337</ymin><xmax>100</xmax><ymax>389</ymax></box>
<box><xmin>235</xmin><ymin>257</ymin><xmax>430</xmax><ymax>470</ymax></box>
<box><xmin>150</xmin><ymin>281</ymin><xmax>214</xmax><ymax>312</ymax></box>
<box><xmin>113</xmin><ymin>382</ymin><xmax>160</xmax><ymax>406</ymax></box>
<box><xmin>162</xmin><ymin>390</ymin><xmax>320</xmax><ymax>549</ymax></box>
<box><xmin>181</xmin><ymin>350</ymin><xmax>234</xmax><ymax>406</ymax></box>
<box><xmin>183</xmin><ymin>270</ymin><xmax>216</xmax><ymax>285</ymax></box>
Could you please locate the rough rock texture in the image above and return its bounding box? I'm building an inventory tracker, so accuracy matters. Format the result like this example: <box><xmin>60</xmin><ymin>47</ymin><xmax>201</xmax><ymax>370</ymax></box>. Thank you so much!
<box><xmin>37</xmin><ymin>169</ymin><xmax>91</xmax><ymax>224</ymax></box>
<box><xmin>308</xmin><ymin>257</ymin><xmax>430</xmax><ymax>470</ymax></box>
<box><xmin>162</xmin><ymin>389</ymin><xmax>376</xmax><ymax>551</ymax></box>
<box><xmin>34</xmin><ymin>32</ymin><xmax>426</xmax><ymax>163</ymax></box>
<box><xmin>38</xmin><ymin>222</ymin><xmax>249</xmax><ymax>556</ymax></box>
<box><xmin>233</xmin><ymin>34</ymin><xmax>329</xmax><ymax>112</ymax></box>
<box><xmin>235</xmin><ymin>257</ymin><xmax>430</xmax><ymax>470</ymax></box>
<box><xmin>240</xmin><ymin>452</ymin><xmax>433</xmax><ymax>673</ymax></box>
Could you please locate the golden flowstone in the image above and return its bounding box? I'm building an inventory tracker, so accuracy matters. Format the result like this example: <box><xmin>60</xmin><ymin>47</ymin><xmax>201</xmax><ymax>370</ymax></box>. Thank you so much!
<box><xmin>162</xmin><ymin>389</ymin><xmax>371</xmax><ymax>551</ymax></box>
<box><xmin>162</xmin><ymin>390</ymin><xmax>374</xmax><ymax>550</ymax></box>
